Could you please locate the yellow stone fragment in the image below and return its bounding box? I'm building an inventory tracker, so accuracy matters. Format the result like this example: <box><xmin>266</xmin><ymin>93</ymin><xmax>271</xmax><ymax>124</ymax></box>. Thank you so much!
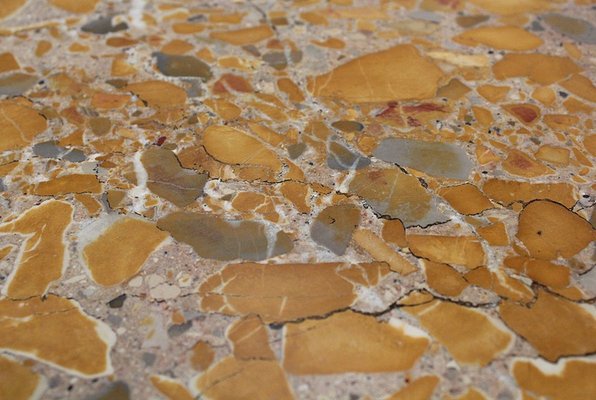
<box><xmin>0</xmin><ymin>355</ymin><xmax>45</xmax><ymax>400</ymax></box>
<box><xmin>150</xmin><ymin>375</ymin><xmax>194</xmax><ymax>400</ymax></box>
<box><xmin>308</xmin><ymin>45</ymin><xmax>444</xmax><ymax>102</ymax></box>
<box><xmin>210</xmin><ymin>25</ymin><xmax>274</xmax><ymax>45</ymax></box>
<box><xmin>28</xmin><ymin>174</ymin><xmax>102</xmax><ymax>195</ymax></box>
<box><xmin>283</xmin><ymin>311</ymin><xmax>429</xmax><ymax>374</ymax></box>
<box><xmin>0</xmin><ymin>101</ymin><xmax>47</xmax><ymax>152</ymax></box>
<box><xmin>81</xmin><ymin>217</ymin><xmax>168</xmax><ymax>286</ymax></box>
<box><xmin>406</xmin><ymin>300</ymin><xmax>514</xmax><ymax>366</ymax></box>
<box><xmin>453</xmin><ymin>26</ymin><xmax>542</xmax><ymax>50</ymax></box>
<box><xmin>0</xmin><ymin>295</ymin><xmax>116</xmax><ymax>377</ymax></box>
<box><xmin>0</xmin><ymin>200</ymin><xmax>73</xmax><ymax>299</ymax></box>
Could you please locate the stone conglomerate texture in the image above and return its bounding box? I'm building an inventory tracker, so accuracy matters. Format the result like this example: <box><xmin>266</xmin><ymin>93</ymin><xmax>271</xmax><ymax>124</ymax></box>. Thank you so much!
<box><xmin>0</xmin><ymin>0</ymin><xmax>595</xmax><ymax>399</ymax></box>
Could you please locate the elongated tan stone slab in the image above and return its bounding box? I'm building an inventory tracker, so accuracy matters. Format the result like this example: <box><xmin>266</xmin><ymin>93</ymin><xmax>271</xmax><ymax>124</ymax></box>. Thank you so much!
<box><xmin>453</xmin><ymin>26</ymin><xmax>543</xmax><ymax>50</ymax></box>
<box><xmin>407</xmin><ymin>235</ymin><xmax>486</xmax><ymax>268</ymax></box>
<box><xmin>307</xmin><ymin>45</ymin><xmax>444</xmax><ymax>102</ymax></box>
<box><xmin>28</xmin><ymin>174</ymin><xmax>101</xmax><ymax>195</ymax></box>
<box><xmin>0</xmin><ymin>200</ymin><xmax>73</xmax><ymax>299</ymax></box>
<box><xmin>406</xmin><ymin>300</ymin><xmax>514</xmax><ymax>366</ymax></box>
<box><xmin>499</xmin><ymin>290</ymin><xmax>596</xmax><ymax>361</ymax></box>
<box><xmin>81</xmin><ymin>216</ymin><xmax>168</xmax><ymax>286</ymax></box>
<box><xmin>0</xmin><ymin>295</ymin><xmax>116</xmax><ymax>377</ymax></box>
<box><xmin>198</xmin><ymin>262</ymin><xmax>389</xmax><ymax>322</ymax></box>
<box><xmin>194</xmin><ymin>357</ymin><xmax>294</xmax><ymax>400</ymax></box>
<box><xmin>283</xmin><ymin>311</ymin><xmax>429</xmax><ymax>374</ymax></box>
<box><xmin>511</xmin><ymin>358</ymin><xmax>596</xmax><ymax>400</ymax></box>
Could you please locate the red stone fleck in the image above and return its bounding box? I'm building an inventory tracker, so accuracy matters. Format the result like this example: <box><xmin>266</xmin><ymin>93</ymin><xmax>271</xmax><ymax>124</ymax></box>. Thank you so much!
<box><xmin>156</xmin><ymin>136</ymin><xmax>166</xmax><ymax>146</ymax></box>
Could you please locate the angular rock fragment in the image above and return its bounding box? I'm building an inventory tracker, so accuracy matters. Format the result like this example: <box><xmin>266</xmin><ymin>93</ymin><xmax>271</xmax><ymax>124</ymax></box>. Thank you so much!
<box><xmin>407</xmin><ymin>235</ymin><xmax>486</xmax><ymax>268</ymax></box>
<box><xmin>81</xmin><ymin>216</ymin><xmax>168</xmax><ymax>286</ymax></box>
<box><xmin>198</xmin><ymin>262</ymin><xmax>388</xmax><ymax>322</ymax></box>
<box><xmin>453</xmin><ymin>25</ymin><xmax>543</xmax><ymax>50</ymax></box>
<box><xmin>502</xmin><ymin>149</ymin><xmax>551</xmax><ymax>178</ymax></box>
<box><xmin>150</xmin><ymin>375</ymin><xmax>194</xmax><ymax>400</ymax></box>
<box><xmin>311</xmin><ymin>204</ymin><xmax>360</xmax><ymax>255</ymax></box>
<box><xmin>283</xmin><ymin>311</ymin><xmax>429</xmax><ymax>374</ymax></box>
<box><xmin>81</xmin><ymin>15</ymin><xmax>128</xmax><ymax>34</ymax></box>
<box><xmin>543</xmin><ymin>13</ymin><xmax>596</xmax><ymax>44</ymax></box>
<box><xmin>500</xmin><ymin>290</ymin><xmax>596</xmax><ymax>361</ymax></box>
<box><xmin>0</xmin><ymin>295</ymin><xmax>116</xmax><ymax>377</ymax></box>
<box><xmin>226</xmin><ymin>315</ymin><xmax>275</xmax><ymax>361</ymax></box>
<box><xmin>464</xmin><ymin>267</ymin><xmax>534</xmax><ymax>303</ymax></box>
<box><xmin>353</xmin><ymin>229</ymin><xmax>417</xmax><ymax>275</ymax></box>
<box><xmin>386</xmin><ymin>375</ymin><xmax>439</xmax><ymax>400</ymax></box>
<box><xmin>0</xmin><ymin>100</ymin><xmax>47</xmax><ymax>152</ymax></box>
<box><xmin>0</xmin><ymin>73</ymin><xmax>38</xmax><ymax>96</ymax></box>
<box><xmin>308</xmin><ymin>45</ymin><xmax>444</xmax><ymax>102</ymax></box>
<box><xmin>327</xmin><ymin>140</ymin><xmax>370</xmax><ymax>170</ymax></box>
<box><xmin>438</xmin><ymin>184</ymin><xmax>493</xmax><ymax>215</ymax></box>
<box><xmin>482</xmin><ymin>179</ymin><xmax>576</xmax><ymax>208</ymax></box>
<box><xmin>125</xmin><ymin>80</ymin><xmax>187</xmax><ymax>107</ymax></box>
<box><xmin>423</xmin><ymin>261</ymin><xmax>468</xmax><ymax>297</ymax></box>
<box><xmin>209</xmin><ymin>25</ymin><xmax>274</xmax><ymax>45</ymax></box>
<box><xmin>27</xmin><ymin>174</ymin><xmax>102</xmax><ymax>195</ymax></box>
<box><xmin>49</xmin><ymin>0</ymin><xmax>99</xmax><ymax>13</ymax></box>
<box><xmin>0</xmin><ymin>200</ymin><xmax>73</xmax><ymax>299</ymax></box>
<box><xmin>517</xmin><ymin>200</ymin><xmax>593</xmax><ymax>260</ymax></box>
<box><xmin>194</xmin><ymin>357</ymin><xmax>293</xmax><ymax>400</ymax></box>
<box><xmin>154</xmin><ymin>52</ymin><xmax>212</xmax><ymax>80</ymax></box>
<box><xmin>142</xmin><ymin>147</ymin><xmax>209</xmax><ymax>207</ymax></box>
<box><xmin>493</xmin><ymin>54</ymin><xmax>581</xmax><ymax>85</ymax></box>
<box><xmin>406</xmin><ymin>300</ymin><xmax>514</xmax><ymax>366</ymax></box>
<box><xmin>349</xmin><ymin>168</ymin><xmax>447</xmax><ymax>227</ymax></box>
<box><xmin>511</xmin><ymin>358</ymin><xmax>596</xmax><ymax>399</ymax></box>
<box><xmin>157</xmin><ymin>212</ymin><xmax>292</xmax><ymax>261</ymax></box>
<box><xmin>0</xmin><ymin>354</ymin><xmax>46</xmax><ymax>400</ymax></box>
<box><xmin>373</xmin><ymin>138</ymin><xmax>473</xmax><ymax>180</ymax></box>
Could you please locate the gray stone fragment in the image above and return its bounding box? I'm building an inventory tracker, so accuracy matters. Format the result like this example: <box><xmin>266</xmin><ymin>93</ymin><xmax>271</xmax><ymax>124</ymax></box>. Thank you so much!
<box><xmin>311</xmin><ymin>204</ymin><xmax>360</xmax><ymax>255</ymax></box>
<box><xmin>154</xmin><ymin>52</ymin><xmax>212</xmax><ymax>80</ymax></box>
<box><xmin>82</xmin><ymin>16</ymin><xmax>128</xmax><ymax>34</ymax></box>
<box><xmin>373</xmin><ymin>138</ymin><xmax>473</xmax><ymax>180</ymax></box>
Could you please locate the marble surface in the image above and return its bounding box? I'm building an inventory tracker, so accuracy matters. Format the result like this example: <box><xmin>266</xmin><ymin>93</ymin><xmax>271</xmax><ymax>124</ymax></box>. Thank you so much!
<box><xmin>0</xmin><ymin>1</ymin><xmax>595</xmax><ymax>399</ymax></box>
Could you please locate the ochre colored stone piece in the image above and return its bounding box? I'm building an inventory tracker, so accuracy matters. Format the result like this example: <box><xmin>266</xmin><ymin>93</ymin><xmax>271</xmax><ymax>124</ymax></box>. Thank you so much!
<box><xmin>482</xmin><ymin>179</ymin><xmax>576</xmax><ymax>208</ymax></box>
<box><xmin>210</xmin><ymin>25</ymin><xmax>274</xmax><ymax>45</ymax></box>
<box><xmin>502</xmin><ymin>149</ymin><xmax>552</xmax><ymax>178</ymax></box>
<box><xmin>0</xmin><ymin>101</ymin><xmax>47</xmax><ymax>152</ymax></box>
<box><xmin>226</xmin><ymin>315</ymin><xmax>275</xmax><ymax>360</ymax></box>
<box><xmin>453</xmin><ymin>26</ymin><xmax>543</xmax><ymax>50</ymax></box>
<box><xmin>493</xmin><ymin>54</ymin><xmax>581</xmax><ymax>85</ymax></box>
<box><xmin>407</xmin><ymin>235</ymin><xmax>485</xmax><ymax>268</ymax></box>
<box><xmin>283</xmin><ymin>311</ymin><xmax>429</xmax><ymax>374</ymax></box>
<box><xmin>194</xmin><ymin>357</ymin><xmax>293</xmax><ymax>400</ymax></box>
<box><xmin>438</xmin><ymin>184</ymin><xmax>493</xmax><ymax>215</ymax></box>
<box><xmin>198</xmin><ymin>262</ymin><xmax>382</xmax><ymax>322</ymax></box>
<box><xmin>0</xmin><ymin>355</ymin><xmax>45</xmax><ymax>400</ymax></box>
<box><xmin>386</xmin><ymin>375</ymin><xmax>440</xmax><ymax>400</ymax></box>
<box><xmin>190</xmin><ymin>341</ymin><xmax>214</xmax><ymax>371</ymax></box>
<box><xmin>49</xmin><ymin>0</ymin><xmax>99</xmax><ymax>13</ymax></box>
<box><xmin>511</xmin><ymin>358</ymin><xmax>596</xmax><ymax>400</ymax></box>
<box><xmin>307</xmin><ymin>45</ymin><xmax>444</xmax><ymax>102</ymax></box>
<box><xmin>516</xmin><ymin>200</ymin><xmax>593</xmax><ymax>260</ymax></box>
<box><xmin>500</xmin><ymin>290</ymin><xmax>596</xmax><ymax>361</ymax></box>
<box><xmin>82</xmin><ymin>217</ymin><xmax>168</xmax><ymax>286</ymax></box>
<box><xmin>125</xmin><ymin>81</ymin><xmax>187</xmax><ymax>107</ymax></box>
<box><xmin>28</xmin><ymin>174</ymin><xmax>102</xmax><ymax>195</ymax></box>
<box><xmin>406</xmin><ymin>300</ymin><xmax>513</xmax><ymax>366</ymax></box>
<box><xmin>0</xmin><ymin>200</ymin><xmax>73</xmax><ymax>299</ymax></box>
<box><xmin>353</xmin><ymin>228</ymin><xmax>417</xmax><ymax>275</ymax></box>
<box><xmin>150</xmin><ymin>376</ymin><xmax>194</xmax><ymax>400</ymax></box>
<box><xmin>423</xmin><ymin>261</ymin><xmax>468</xmax><ymax>297</ymax></box>
<box><xmin>0</xmin><ymin>295</ymin><xmax>115</xmax><ymax>377</ymax></box>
